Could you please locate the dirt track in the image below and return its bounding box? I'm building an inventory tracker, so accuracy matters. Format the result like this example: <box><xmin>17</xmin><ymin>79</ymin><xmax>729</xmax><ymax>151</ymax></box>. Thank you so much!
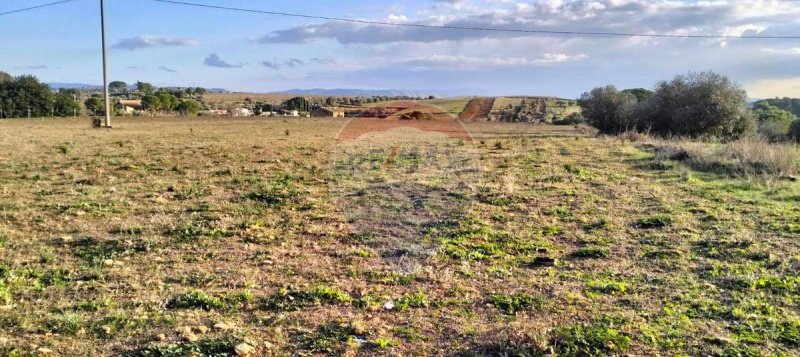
<box><xmin>458</xmin><ymin>97</ymin><xmax>495</xmax><ymax>121</ymax></box>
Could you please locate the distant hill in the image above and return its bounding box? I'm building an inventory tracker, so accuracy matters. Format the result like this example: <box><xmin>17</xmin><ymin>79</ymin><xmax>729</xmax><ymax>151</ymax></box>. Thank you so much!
<box><xmin>48</xmin><ymin>82</ymin><xmax>101</xmax><ymax>90</ymax></box>
<box><xmin>271</xmin><ymin>88</ymin><xmax>431</xmax><ymax>97</ymax></box>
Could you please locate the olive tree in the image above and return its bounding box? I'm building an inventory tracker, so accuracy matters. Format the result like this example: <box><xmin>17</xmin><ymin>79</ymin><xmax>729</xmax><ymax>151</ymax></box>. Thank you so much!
<box><xmin>643</xmin><ymin>71</ymin><xmax>754</xmax><ymax>140</ymax></box>
<box><xmin>578</xmin><ymin>85</ymin><xmax>639</xmax><ymax>134</ymax></box>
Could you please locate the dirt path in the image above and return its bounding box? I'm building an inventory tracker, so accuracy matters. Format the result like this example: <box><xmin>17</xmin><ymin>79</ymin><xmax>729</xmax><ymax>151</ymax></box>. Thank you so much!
<box><xmin>458</xmin><ymin>97</ymin><xmax>495</xmax><ymax>121</ymax></box>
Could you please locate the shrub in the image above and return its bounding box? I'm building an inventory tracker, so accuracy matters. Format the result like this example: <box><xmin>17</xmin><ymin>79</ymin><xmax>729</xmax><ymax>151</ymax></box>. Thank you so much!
<box><xmin>578</xmin><ymin>85</ymin><xmax>639</xmax><ymax>134</ymax></box>
<box><xmin>790</xmin><ymin>119</ymin><xmax>800</xmax><ymax>143</ymax></box>
<box><xmin>490</xmin><ymin>293</ymin><xmax>540</xmax><ymax>315</ymax></box>
<box><xmin>643</xmin><ymin>72</ymin><xmax>754</xmax><ymax>140</ymax></box>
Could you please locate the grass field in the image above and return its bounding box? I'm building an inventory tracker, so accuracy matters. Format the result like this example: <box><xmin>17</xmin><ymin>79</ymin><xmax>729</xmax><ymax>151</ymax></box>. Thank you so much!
<box><xmin>0</xmin><ymin>117</ymin><xmax>799</xmax><ymax>355</ymax></box>
<box><xmin>420</xmin><ymin>98</ymin><xmax>471</xmax><ymax>118</ymax></box>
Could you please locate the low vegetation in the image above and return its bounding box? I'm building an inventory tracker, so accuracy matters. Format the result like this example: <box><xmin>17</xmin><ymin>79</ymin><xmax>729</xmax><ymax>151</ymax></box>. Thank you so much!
<box><xmin>0</xmin><ymin>116</ymin><xmax>799</xmax><ymax>355</ymax></box>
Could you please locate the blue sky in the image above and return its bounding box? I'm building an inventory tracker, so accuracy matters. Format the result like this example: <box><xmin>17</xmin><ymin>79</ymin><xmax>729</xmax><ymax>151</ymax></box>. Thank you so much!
<box><xmin>1</xmin><ymin>0</ymin><xmax>799</xmax><ymax>98</ymax></box>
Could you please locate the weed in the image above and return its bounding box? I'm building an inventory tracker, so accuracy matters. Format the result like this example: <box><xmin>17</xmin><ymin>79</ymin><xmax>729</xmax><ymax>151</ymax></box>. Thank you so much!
<box><xmin>262</xmin><ymin>286</ymin><xmax>351</xmax><ymax>311</ymax></box>
<box><xmin>395</xmin><ymin>291</ymin><xmax>430</xmax><ymax>310</ymax></box>
<box><xmin>167</xmin><ymin>291</ymin><xmax>224</xmax><ymax>311</ymax></box>
<box><xmin>635</xmin><ymin>215</ymin><xmax>674</xmax><ymax>229</ymax></box>
<box><xmin>296</xmin><ymin>321</ymin><xmax>366</xmax><ymax>354</ymax></box>
<box><xmin>137</xmin><ymin>338</ymin><xmax>238</xmax><ymax>357</ymax></box>
<box><xmin>490</xmin><ymin>293</ymin><xmax>540</xmax><ymax>315</ymax></box>
<box><xmin>551</xmin><ymin>318</ymin><xmax>631</xmax><ymax>356</ymax></box>
<box><xmin>45</xmin><ymin>314</ymin><xmax>84</xmax><ymax>335</ymax></box>
<box><xmin>572</xmin><ymin>247</ymin><xmax>610</xmax><ymax>259</ymax></box>
<box><xmin>586</xmin><ymin>278</ymin><xmax>628</xmax><ymax>295</ymax></box>
<box><xmin>371</xmin><ymin>338</ymin><xmax>395</xmax><ymax>349</ymax></box>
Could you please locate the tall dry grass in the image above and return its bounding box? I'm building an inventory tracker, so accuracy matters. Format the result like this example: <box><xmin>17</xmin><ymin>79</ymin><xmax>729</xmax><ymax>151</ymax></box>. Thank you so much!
<box><xmin>652</xmin><ymin>135</ymin><xmax>799</xmax><ymax>178</ymax></box>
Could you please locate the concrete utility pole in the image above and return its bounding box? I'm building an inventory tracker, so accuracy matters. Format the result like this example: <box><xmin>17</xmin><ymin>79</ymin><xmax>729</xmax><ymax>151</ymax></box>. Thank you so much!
<box><xmin>100</xmin><ymin>0</ymin><xmax>111</xmax><ymax>127</ymax></box>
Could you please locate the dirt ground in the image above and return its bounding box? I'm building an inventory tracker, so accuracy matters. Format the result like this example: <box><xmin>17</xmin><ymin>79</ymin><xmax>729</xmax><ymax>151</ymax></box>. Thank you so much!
<box><xmin>0</xmin><ymin>117</ymin><xmax>798</xmax><ymax>356</ymax></box>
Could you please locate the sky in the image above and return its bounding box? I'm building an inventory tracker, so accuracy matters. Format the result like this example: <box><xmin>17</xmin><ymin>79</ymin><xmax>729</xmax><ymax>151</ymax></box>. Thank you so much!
<box><xmin>1</xmin><ymin>0</ymin><xmax>799</xmax><ymax>98</ymax></box>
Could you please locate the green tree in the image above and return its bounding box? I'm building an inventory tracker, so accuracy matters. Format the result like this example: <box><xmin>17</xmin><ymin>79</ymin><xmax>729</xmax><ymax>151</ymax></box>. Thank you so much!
<box><xmin>194</xmin><ymin>87</ymin><xmax>207</xmax><ymax>95</ymax></box>
<box><xmin>789</xmin><ymin>119</ymin><xmax>800</xmax><ymax>143</ymax></box>
<box><xmin>84</xmin><ymin>95</ymin><xmax>105</xmax><ymax>116</ymax></box>
<box><xmin>642</xmin><ymin>71</ymin><xmax>754</xmax><ymax>140</ymax></box>
<box><xmin>578</xmin><ymin>85</ymin><xmax>639</xmax><ymax>134</ymax></box>
<box><xmin>109</xmin><ymin>81</ymin><xmax>128</xmax><ymax>93</ymax></box>
<box><xmin>0</xmin><ymin>71</ymin><xmax>11</xmax><ymax>83</ymax></box>
<box><xmin>141</xmin><ymin>95</ymin><xmax>162</xmax><ymax>112</ymax></box>
<box><xmin>53</xmin><ymin>89</ymin><xmax>80</xmax><ymax>117</ymax></box>
<box><xmin>157</xmin><ymin>92</ymin><xmax>179</xmax><ymax>112</ymax></box>
<box><xmin>136</xmin><ymin>81</ymin><xmax>155</xmax><ymax>94</ymax></box>
<box><xmin>177</xmin><ymin>100</ymin><xmax>201</xmax><ymax>115</ymax></box>
<box><xmin>753</xmin><ymin>103</ymin><xmax>797</xmax><ymax>142</ymax></box>
<box><xmin>0</xmin><ymin>74</ymin><xmax>54</xmax><ymax>118</ymax></box>
<box><xmin>621</xmin><ymin>88</ymin><xmax>653</xmax><ymax>103</ymax></box>
<box><xmin>283</xmin><ymin>96</ymin><xmax>311</xmax><ymax>112</ymax></box>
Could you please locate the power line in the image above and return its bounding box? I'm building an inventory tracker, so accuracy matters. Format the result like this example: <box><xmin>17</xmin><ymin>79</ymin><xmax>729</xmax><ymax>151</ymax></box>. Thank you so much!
<box><xmin>0</xmin><ymin>0</ymin><xmax>78</xmax><ymax>17</ymax></box>
<box><xmin>154</xmin><ymin>0</ymin><xmax>800</xmax><ymax>40</ymax></box>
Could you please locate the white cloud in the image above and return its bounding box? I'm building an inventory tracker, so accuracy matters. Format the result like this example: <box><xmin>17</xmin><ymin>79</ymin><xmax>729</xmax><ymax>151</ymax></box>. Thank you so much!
<box><xmin>203</xmin><ymin>54</ymin><xmax>243</xmax><ymax>68</ymax></box>
<box><xmin>112</xmin><ymin>36</ymin><xmax>198</xmax><ymax>51</ymax></box>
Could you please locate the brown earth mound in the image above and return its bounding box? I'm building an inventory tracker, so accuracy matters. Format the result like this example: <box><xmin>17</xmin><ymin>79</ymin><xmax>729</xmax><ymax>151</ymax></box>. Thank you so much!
<box><xmin>458</xmin><ymin>98</ymin><xmax>495</xmax><ymax>121</ymax></box>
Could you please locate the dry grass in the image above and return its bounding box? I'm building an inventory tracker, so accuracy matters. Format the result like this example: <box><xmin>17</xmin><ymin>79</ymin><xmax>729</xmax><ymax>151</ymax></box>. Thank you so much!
<box><xmin>650</xmin><ymin>135</ymin><xmax>800</xmax><ymax>178</ymax></box>
<box><xmin>0</xmin><ymin>117</ymin><xmax>798</xmax><ymax>356</ymax></box>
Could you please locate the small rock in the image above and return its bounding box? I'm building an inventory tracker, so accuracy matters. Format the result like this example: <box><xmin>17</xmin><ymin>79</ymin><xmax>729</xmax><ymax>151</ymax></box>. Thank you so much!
<box><xmin>234</xmin><ymin>343</ymin><xmax>256</xmax><ymax>356</ymax></box>
<box><xmin>213</xmin><ymin>322</ymin><xmax>236</xmax><ymax>331</ymax></box>
<box><xmin>156</xmin><ymin>333</ymin><xmax>167</xmax><ymax>341</ymax></box>
<box><xmin>383</xmin><ymin>301</ymin><xmax>395</xmax><ymax>310</ymax></box>
<box><xmin>37</xmin><ymin>347</ymin><xmax>54</xmax><ymax>354</ymax></box>
<box><xmin>100</xmin><ymin>325</ymin><xmax>112</xmax><ymax>335</ymax></box>
<box><xmin>103</xmin><ymin>259</ymin><xmax>114</xmax><ymax>266</ymax></box>
<box><xmin>181</xmin><ymin>331</ymin><xmax>199</xmax><ymax>342</ymax></box>
<box><xmin>59</xmin><ymin>235</ymin><xmax>74</xmax><ymax>243</ymax></box>
<box><xmin>194</xmin><ymin>325</ymin><xmax>209</xmax><ymax>334</ymax></box>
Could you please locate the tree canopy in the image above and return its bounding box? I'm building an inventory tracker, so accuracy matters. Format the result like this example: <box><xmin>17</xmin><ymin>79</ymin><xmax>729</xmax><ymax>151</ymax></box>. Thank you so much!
<box><xmin>0</xmin><ymin>74</ymin><xmax>54</xmax><ymax>118</ymax></box>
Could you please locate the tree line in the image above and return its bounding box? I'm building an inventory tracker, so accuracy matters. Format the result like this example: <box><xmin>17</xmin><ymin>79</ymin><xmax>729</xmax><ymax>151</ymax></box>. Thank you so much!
<box><xmin>578</xmin><ymin>71</ymin><xmax>800</xmax><ymax>143</ymax></box>
<box><xmin>0</xmin><ymin>71</ymin><xmax>80</xmax><ymax>118</ymax></box>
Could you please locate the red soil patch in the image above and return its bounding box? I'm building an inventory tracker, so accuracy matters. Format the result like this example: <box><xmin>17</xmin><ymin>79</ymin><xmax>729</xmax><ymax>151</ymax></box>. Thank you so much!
<box><xmin>458</xmin><ymin>98</ymin><xmax>495</xmax><ymax>121</ymax></box>
<box><xmin>337</xmin><ymin>118</ymin><xmax>473</xmax><ymax>143</ymax></box>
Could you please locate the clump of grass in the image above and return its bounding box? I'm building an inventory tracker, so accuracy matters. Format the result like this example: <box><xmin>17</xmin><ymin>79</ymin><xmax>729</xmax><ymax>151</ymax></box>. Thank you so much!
<box><xmin>45</xmin><ymin>313</ymin><xmax>84</xmax><ymax>335</ymax></box>
<box><xmin>262</xmin><ymin>286</ymin><xmax>351</xmax><ymax>311</ymax></box>
<box><xmin>395</xmin><ymin>291</ymin><xmax>430</xmax><ymax>310</ymax></box>
<box><xmin>635</xmin><ymin>215</ymin><xmax>674</xmax><ymax>229</ymax></box>
<box><xmin>244</xmin><ymin>173</ymin><xmax>299</xmax><ymax>207</ymax></box>
<box><xmin>551</xmin><ymin>317</ymin><xmax>631</xmax><ymax>355</ymax></box>
<box><xmin>296</xmin><ymin>321</ymin><xmax>366</xmax><ymax>354</ymax></box>
<box><xmin>564</xmin><ymin>164</ymin><xmax>588</xmax><ymax>176</ymax></box>
<box><xmin>167</xmin><ymin>290</ymin><xmax>224</xmax><ymax>311</ymax></box>
<box><xmin>586</xmin><ymin>278</ymin><xmax>628</xmax><ymax>295</ymax></box>
<box><xmin>137</xmin><ymin>338</ymin><xmax>238</xmax><ymax>356</ymax></box>
<box><xmin>490</xmin><ymin>293</ymin><xmax>540</xmax><ymax>315</ymax></box>
<box><xmin>572</xmin><ymin>247</ymin><xmax>610</xmax><ymax>259</ymax></box>
<box><xmin>0</xmin><ymin>280</ymin><xmax>11</xmax><ymax>305</ymax></box>
<box><xmin>371</xmin><ymin>337</ymin><xmax>395</xmax><ymax>349</ymax></box>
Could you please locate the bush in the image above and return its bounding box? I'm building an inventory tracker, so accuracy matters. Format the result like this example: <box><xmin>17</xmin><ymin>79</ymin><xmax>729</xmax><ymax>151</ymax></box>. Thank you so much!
<box><xmin>582</xmin><ymin>72</ymin><xmax>755</xmax><ymax>141</ymax></box>
<box><xmin>643</xmin><ymin>72</ymin><xmax>754</xmax><ymax>140</ymax></box>
<box><xmin>578</xmin><ymin>86</ymin><xmax>639</xmax><ymax>134</ymax></box>
<box><xmin>790</xmin><ymin>119</ymin><xmax>800</xmax><ymax>143</ymax></box>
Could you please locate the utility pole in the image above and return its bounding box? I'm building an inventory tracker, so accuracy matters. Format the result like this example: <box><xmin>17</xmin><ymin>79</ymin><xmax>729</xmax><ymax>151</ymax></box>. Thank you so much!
<box><xmin>100</xmin><ymin>0</ymin><xmax>111</xmax><ymax>128</ymax></box>
<box><xmin>28</xmin><ymin>107</ymin><xmax>31</xmax><ymax>119</ymax></box>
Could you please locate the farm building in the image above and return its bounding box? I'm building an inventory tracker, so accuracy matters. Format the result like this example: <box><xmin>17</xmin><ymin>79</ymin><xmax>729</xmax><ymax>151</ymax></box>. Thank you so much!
<box><xmin>117</xmin><ymin>99</ymin><xmax>143</xmax><ymax>114</ymax></box>
<box><xmin>230</xmin><ymin>107</ymin><xmax>253</xmax><ymax>117</ymax></box>
<box><xmin>311</xmin><ymin>107</ymin><xmax>346</xmax><ymax>118</ymax></box>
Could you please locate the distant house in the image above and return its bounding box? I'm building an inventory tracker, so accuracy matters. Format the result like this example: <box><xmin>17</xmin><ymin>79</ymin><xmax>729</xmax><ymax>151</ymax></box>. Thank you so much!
<box><xmin>230</xmin><ymin>107</ymin><xmax>253</xmax><ymax>117</ymax></box>
<box><xmin>118</xmin><ymin>99</ymin><xmax>143</xmax><ymax>114</ymax></box>
<box><xmin>311</xmin><ymin>107</ymin><xmax>346</xmax><ymax>118</ymax></box>
<box><xmin>199</xmin><ymin>109</ymin><xmax>228</xmax><ymax>116</ymax></box>
<box><xmin>279</xmin><ymin>109</ymin><xmax>300</xmax><ymax>117</ymax></box>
